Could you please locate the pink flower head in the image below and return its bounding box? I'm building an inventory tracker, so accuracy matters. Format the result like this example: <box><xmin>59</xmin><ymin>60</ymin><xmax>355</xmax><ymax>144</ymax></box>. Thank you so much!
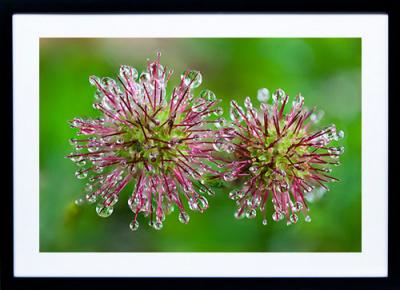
<box><xmin>67</xmin><ymin>53</ymin><xmax>225</xmax><ymax>230</ymax></box>
<box><xmin>223</xmin><ymin>88</ymin><xmax>344</xmax><ymax>225</ymax></box>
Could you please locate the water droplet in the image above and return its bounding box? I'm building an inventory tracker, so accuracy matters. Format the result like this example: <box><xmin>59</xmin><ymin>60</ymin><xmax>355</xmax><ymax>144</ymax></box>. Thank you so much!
<box><xmin>292</xmin><ymin>94</ymin><xmax>304</xmax><ymax>109</ymax></box>
<box><xmin>272</xmin><ymin>88</ymin><xmax>285</xmax><ymax>104</ymax></box>
<box><xmin>183</xmin><ymin>70</ymin><xmax>202</xmax><ymax>88</ymax></box>
<box><xmin>76</xmin><ymin>159</ymin><xmax>86</xmax><ymax>167</ymax></box>
<box><xmin>262</xmin><ymin>219</ymin><xmax>268</xmax><ymax>226</ymax></box>
<box><xmin>305</xmin><ymin>215</ymin><xmax>312</xmax><ymax>222</ymax></box>
<box><xmin>75</xmin><ymin>197</ymin><xmax>85</xmax><ymax>206</ymax></box>
<box><xmin>130</xmin><ymin>166</ymin><xmax>137</xmax><ymax>174</ymax></box>
<box><xmin>272</xmin><ymin>211</ymin><xmax>283</xmax><ymax>222</ymax></box>
<box><xmin>214</xmin><ymin>117</ymin><xmax>226</xmax><ymax>129</ymax></box>
<box><xmin>229</xmin><ymin>189</ymin><xmax>241</xmax><ymax>200</ymax></box>
<box><xmin>223</xmin><ymin>172</ymin><xmax>235</xmax><ymax>182</ymax></box>
<box><xmin>120</xmin><ymin>65</ymin><xmax>138</xmax><ymax>80</ymax></box>
<box><xmin>290</xmin><ymin>214</ymin><xmax>298</xmax><ymax>223</ymax></box>
<box><xmin>244</xmin><ymin>96</ymin><xmax>253</xmax><ymax>109</ymax></box>
<box><xmin>292</xmin><ymin>201</ymin><xmax>303</xmax><ymax>212</ymax></box>
<box><xmin>230</xmin><ymin>101</ymin><xmax>244</xmax><ymax>122</ymax></box>
<box><xmin>197</xmin><ymin>196</ymin><xmax>208</xmax><ymax>211</ymax></box>
<box><xmin>101</xmin><ymin>77</ymin><xmax>117</xmax><ymax>91</ymax></box>
<box><xmin>75</xmin><ymin>170</ymin><xmax>88</xmax><ymax>179</ymax></box>
<box><xmin>337</xmin><ymin>130</ymin><xmax>344</xmax><ymax>139</ymax></box>
<box><xmin>249</xmin><ymin>166</ymin><xmax>259</xmax><ymax>175</ymax></box>
<box><xmin>129</xmin><ymin>220</ymin><xmax>139</xmax><ymax>231</ymax></box>
<box><xmin>199</xmin><ymin>89</ymin><xmax>216</xmax><ymax>101</ymax></box>
<box><xmin>105</xmin><ymin>194</ymin><xmax>118</xmax><ymax>207</ymax></box>
<box><xmin>188</xmin><ymin>197</ymin><xmax>199</xmax><ymax>211</ymax></box>
<box><xmin>96</xmin><ymin>203</ymin><xmax>114</xmax><ymax>218</ymax></box>
<box><xmin>225</xmin><ymin>144</ymin><xmax>235</xmax><ymax>154</ymax></box>
<box><xmin>213</xmin><ymin>138</ymin><xmax>224</xmax><ymax>151</ymax></box>
<box><xmin>149</xmin><ymin>152</ymin><xmax>159</xmax><ymax>162</ymax></box>
<box><xmin>234</xmin><ymin>208</ymin><xmax>245</xmax><ymax>219</ymax></box>
<box><xmin>69</xmin><ymin>154</ymin><xmax>83</xmax><ymax>162</ymax></box>
<box><xmin>139</xmin><ymin>72</ymin><xmax>151</xmax><ymax>83</ymax></box>
<box><xmin>257</xmin><ymin>88</ymin><xmax>270</xmax><ymax>102</ymax></box>
<box><xmin>152</xmin><ymin>221</ymin><xmax>163</xmax><ymax>230</ymax></box>
<box><xmin>178</xmin><ymin>212</ymin><xmax>190</xmax><ymax>224</ymax></box>
<box><xmin>148</xmin><ymin>61</ymin><xmax>164</xmax><ymax>80</ymax></box>
<box><xmin>89</xmin><ymin>75</ymin><xmax>100</xmax><ymax>86</ymax></box>
<box><xmin>246</xmin><ymin>208</ymin><xmax>257</xmax><ymax>219</ymax></box>
<box><xmin>214</xmin><ymin>107</ymin><xmax>224</xmax><ymax>116</ymax></box>
<box><xmin>191</xmin><ymin>98</ymin><xmax>207</xmax><ymax>113</ymax></box>
<box><xmin>86</xmin><ymin>193</ymin><xmax>97</xmax><ymax>204</ymax></box>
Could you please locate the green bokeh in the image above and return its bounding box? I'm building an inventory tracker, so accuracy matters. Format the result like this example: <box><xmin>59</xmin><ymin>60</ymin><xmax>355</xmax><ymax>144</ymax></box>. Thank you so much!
<box><xmin>40</xmin><ymin>38</ymin><xmax>361</xmax><ymax>252</ymax></box>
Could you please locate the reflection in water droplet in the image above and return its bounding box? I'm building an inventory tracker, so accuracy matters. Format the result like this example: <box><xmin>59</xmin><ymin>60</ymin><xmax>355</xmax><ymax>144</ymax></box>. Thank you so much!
<box><xmin>75</xmin><ymin>170</ymin><xmax>88</xmax><ymax>179</ymax></box>
<box><xmin>272</xmin><ymin>88</ymin><xmax>285</xmax><ymax>104</ymax></box>
<box><xmin>96</xmin><ymin>203</ymin><xmax>114</xmax><ymax>218</ymax></box>
<box><xmin>183</xmin><ymin>70</ymin><xmax>202</xmax><ymax>88</ymax></box>
<box><xmin>246</xmin><ymin>209</ymin><xmax>257</xmax><ymax>219</ymax></box>
<box><xmin>178</xmin><ymin>212</ymin><xmax>190</xmax><ymax>224</ymax></box>
<box><xmin>129</xmin><ymin>220</ymin><xmax>139</xmax><ymax>231</ymax></box>
<box><xmin>199</xmin><ymin>89</ymin><xmax>216</xmax><ymax>101</ymax></box>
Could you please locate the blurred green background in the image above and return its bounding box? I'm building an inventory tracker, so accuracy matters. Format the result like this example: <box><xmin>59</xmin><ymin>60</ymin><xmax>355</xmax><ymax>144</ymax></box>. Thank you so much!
<box><xmin>40</xmin><ymin>38</ymin><xmax>361</xmax><ymax>252</ymax></box>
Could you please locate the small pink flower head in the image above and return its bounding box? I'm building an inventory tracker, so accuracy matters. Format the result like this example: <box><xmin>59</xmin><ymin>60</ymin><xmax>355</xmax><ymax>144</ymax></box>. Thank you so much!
<box><xmin>223</xmin><ymin>88</ymin><xmax>344</xmax><ymax>225</ymax></box>
<box><xmin>67</xmin><ymin>53</ymin><xmax>225</xmax><ymax>230</ymax></box>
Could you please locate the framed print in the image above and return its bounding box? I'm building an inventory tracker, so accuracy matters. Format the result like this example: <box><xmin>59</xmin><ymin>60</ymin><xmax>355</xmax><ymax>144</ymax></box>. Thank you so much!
<box><xmin>1</xmin><ymin>1</ymin><xmax>397</xmax><ymax>289</ymax></box>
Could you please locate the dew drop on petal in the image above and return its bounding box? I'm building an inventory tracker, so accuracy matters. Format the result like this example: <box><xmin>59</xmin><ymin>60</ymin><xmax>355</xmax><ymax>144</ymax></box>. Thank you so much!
<box><xmin>197</xmin><ymin>196</ymin><xmax>209</xmax><ymax>211</ymax></box>
<box><xmin>234</xmin><ymin>208</ymin><xmax>245</xmax><ymax>219</ymax></box>
<box><xmin>129</xmin><ymin>220</ymin><xmax>139</xmax><ymax>231</ymax></box>
<box><xmin>213</xmin><ymin>138</ymin><xmax>224</xmax><ymax>151</ymax></box>
<box><xmin>183</xmin><ymin>70</ymin><xmax>202</xmax><ymax>88</ymax></box>
<box><xmin>75</xmin><ymin>170</ymin><xmax>88</xmax><ymax>179</ymax></box>
<box><xmin>188</xmin><ymin>197</ymin><xmax>199</xmax><ymax>211</ymax></box>
<box><xmin>246</xmin><ymin>208</ymin><xmax>257</xmax><ymax>219</ymax></box>
<box><xmin>199</xmin><ymin>89</ymin><xmax>216</xmax><ymax>102</ymax></box>
<box><xmin>86</xmin><ymin>193</ymin><xmax>97</xmax><ymax>204</ymax></box>
<box><xmin>105</xmin><ymin>195</ymin><xmax>119</xmax><ymax>207</ymax></box>
<box><xmin>214</xmin><ymin>117</ymin><xmax>226</xmax><ymax>129</ymax></box>
<box><xmin>292</xmin><ymin>94</ymin><xmax>304</xmax><ymax>108</ymax></box>
<box><xmin>257</xmin><ymin>88</ymin><xmax>270</xmax><ymax>102</ymax></box>
<box><xmin>153</xmin><ymin>221</ymin><xmax>163</xmax><ymax>230</ymax></box>
<box><xmin>249</xmin><ymin>166</ymin><xmax>259</xmax><ymax>175</ymax></box>
<box><xmin>229</xmin><ymin>101</ymin><xmax>244</xmax><ymax>122</ymax></box>
<box><xmin>89</xmin><ymin>75</ymin><xmax>100</xmax><ymax>86</ymax></box>
<box><xmin>229</xmin><ymin>189</ymin><xmax>241</xmax><ymax>200</ymax></box>
<box><xmin>178</xmin><ymin>212</ymin><xmax>190</xmax><ymax>224</ymax></box>
<box><xmin>96</xmin><ymin>204</ymin><xmax>114</xmax><ymax>218</ymax></box>
<box><xmin>272</xmin><ymin>88</ymin><xmax>285</xmax><ymax>104</ymax></box>
<box><xmin>244</xmin><ymin>96</ymin><xmax>253</xmax><ymax>109</ymax></box>
<box><xmin>223</xmin><ymin>172</ymin><xmax>235</xmax><ymax>182</ymax></box>
<box><xmin>139</xmin><ymin>72</ymin><xmax>151</xmax><ymax>83</ymax></box>
<box><xmin>214</xmin><ymin>107</ymin><xmax>224</xmax><ymax>116</ymax></box>
<box><xmin>120</xmin><ymin>65</ymin><xmax>138</xmax><ymax>80</ymax></box>
<box><xmin>75</xmin><ymin>197</ymin><xmax>85</xmax><ymax>206</ymax></box>
<box><xmin>290</xmin><ymin>214</ymin><xmax>298</xmax><ymax>224</ymax></box>
<box><xmin>272</xmin><ymin>211</ymin><xmax>282</xmax><ymax>222</ymax></box>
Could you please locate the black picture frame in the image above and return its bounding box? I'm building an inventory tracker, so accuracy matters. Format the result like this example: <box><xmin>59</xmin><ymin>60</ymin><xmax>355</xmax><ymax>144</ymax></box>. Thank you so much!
<box><xmin>1</xmin><ymin>0</ymin><xmax>397</xmax><ymax>289</ymax></box>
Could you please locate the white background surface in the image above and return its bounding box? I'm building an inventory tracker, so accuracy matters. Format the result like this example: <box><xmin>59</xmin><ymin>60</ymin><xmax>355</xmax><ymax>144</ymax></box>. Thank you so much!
<box><xmin>13</xmin><ymin>14</ymin><xmax>388</xmax><ymax>277</ymax></box>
